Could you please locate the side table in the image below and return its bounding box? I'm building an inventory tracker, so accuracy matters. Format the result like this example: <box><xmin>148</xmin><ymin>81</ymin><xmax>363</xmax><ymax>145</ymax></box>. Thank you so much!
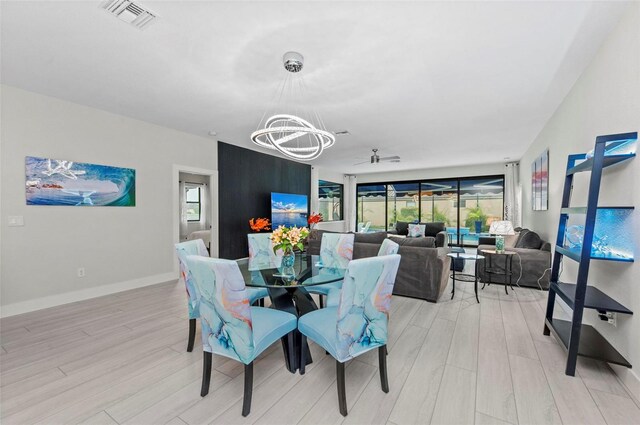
<box><xmin>481</xmin><ymin>250</ymin><xmax>516</xmax><ymax>294</ymax></box>
<box><xmin>447</xmin><ymin>252</ymin><xmax>484</xmax><ymax>303</ymax></box>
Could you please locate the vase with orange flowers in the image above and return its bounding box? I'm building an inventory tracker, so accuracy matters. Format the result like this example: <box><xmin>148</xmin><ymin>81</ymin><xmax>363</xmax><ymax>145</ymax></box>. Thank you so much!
<box><xmin>270</xmin><ymin>225</ymin><xmax>309</xmax><ymax>277</ymax></box>
<box><xmin>249</xmin><ymin>217</ymin><xmax>271</xmax><ymax>232</ymax></box>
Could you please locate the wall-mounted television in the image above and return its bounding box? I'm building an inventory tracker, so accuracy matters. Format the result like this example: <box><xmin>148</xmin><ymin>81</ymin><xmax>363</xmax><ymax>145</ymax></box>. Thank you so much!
<box><xmin>271</xmin><ymin>192</ymin><xmax>308</xmax><ymax>229</ymax></box>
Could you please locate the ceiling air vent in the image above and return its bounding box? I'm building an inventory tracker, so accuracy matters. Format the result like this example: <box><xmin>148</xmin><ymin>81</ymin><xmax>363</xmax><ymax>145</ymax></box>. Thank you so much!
<box><xmin>101</xmin><ymin>0</ymin><xmax>157</xmax><ymax>30</ymax></box>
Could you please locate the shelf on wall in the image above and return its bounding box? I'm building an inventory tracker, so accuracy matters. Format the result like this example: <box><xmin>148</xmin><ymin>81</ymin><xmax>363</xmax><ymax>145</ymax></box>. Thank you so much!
<box><xmin>560</xmin><ymin>206</ymin><xmax>635</xmax><ymax>215</ymax></box>
<box><xmin>550</xmin><ymin>282</ymin><xmax>633</xmax><ymax>314</ymax></box>
<box><xmin>567</xmin><ymin>153</ymin><xmax>635</xmax><ymax>175</ymax></box>
<box><xmin>555</xmin><ymin>246</ymin><xmax>634</xmax><ymax>263</ymax></box>
<box><xmin>545</xmin><ymin>318</ymin><xmax>632</xmax><ymax>368</ymax></box>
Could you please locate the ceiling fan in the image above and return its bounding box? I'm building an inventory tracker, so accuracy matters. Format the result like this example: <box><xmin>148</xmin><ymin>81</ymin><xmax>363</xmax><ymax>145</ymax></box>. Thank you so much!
<box><xmin>354</xmin><ymin>149</ymin><xmax>401</xmax><ymax>165</ymax></box>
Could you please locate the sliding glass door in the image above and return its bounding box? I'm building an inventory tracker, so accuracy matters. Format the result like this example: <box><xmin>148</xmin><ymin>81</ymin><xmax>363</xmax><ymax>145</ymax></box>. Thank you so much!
<box><xmin>356</xmin><ymin>175</ymin><xmax>504</xmax><ymax>246</ymax></box>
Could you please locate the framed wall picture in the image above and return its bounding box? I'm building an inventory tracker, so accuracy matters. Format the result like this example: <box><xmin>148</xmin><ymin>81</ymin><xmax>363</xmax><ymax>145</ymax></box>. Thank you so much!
<box><xmin>25</xmin><ymin>156</ymin><xmax>136</xmax><ymax>206</ymax></box>
<box><xmin>531</xmin><ymin>149</ymin><xmax>548</xmax><ymax>211</ymax></box>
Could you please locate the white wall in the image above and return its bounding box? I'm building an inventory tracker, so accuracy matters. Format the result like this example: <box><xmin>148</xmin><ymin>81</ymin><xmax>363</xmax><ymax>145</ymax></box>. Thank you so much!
<box><xmin>520</xmin><ymin>3</ymin><xmax>640</xmax><ymax>398</ymax></box>
<box><xmin>0</xmin><ymin>85</ymin><xmax>217</xmax><ymax>316</ymax></box>
<box><xmin>357</xmin><ymin>162</ymin><xmax>506</xmax><ymax>184</ymax></box>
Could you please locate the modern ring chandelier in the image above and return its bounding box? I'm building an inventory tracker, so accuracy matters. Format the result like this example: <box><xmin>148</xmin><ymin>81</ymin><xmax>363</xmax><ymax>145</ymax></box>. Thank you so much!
<box><xmin>251</xmin><ymin>52</ymin><xmax>335</xmax><ymax>161</ymax></box>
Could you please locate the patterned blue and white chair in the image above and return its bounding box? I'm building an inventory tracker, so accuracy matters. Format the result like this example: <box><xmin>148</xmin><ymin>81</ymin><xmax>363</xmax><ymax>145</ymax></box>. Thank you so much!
<box><xmin>306</xmin><ymin>233</ymin><xmax>354</xmax><ymax>308</ymax></box>
<box><xmin>298</xmin><ymin>254</ymin><xmax>402</xmax><ymax>416</ymax></box>
<box><xmin>325</xmin><ymin>238</ymin><xmax>400</xmax><ymax>308</ymax></box>
<box><xmin>247</xmin><ymin>233</ymin><xmax>283</xmax><ymax>287</ymax></box>
<box><xmin>175</xmin><ymin>240</ymin><xmax>268</xmax><ymax>352</ymax></box>
<box><xmin>185</xmin><ymin>256</ymin><xmax>297</xmax><ymax>417</ymax></box>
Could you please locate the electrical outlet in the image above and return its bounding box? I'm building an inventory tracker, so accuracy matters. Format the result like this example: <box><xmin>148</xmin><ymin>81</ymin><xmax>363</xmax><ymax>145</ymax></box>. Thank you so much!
<box><xmin>605</xmin><ymin>312</ymin><xmax>617</xmax><ymax>327</ymax></box>
<box><xmin>77</xmin><ymin>268</ymin><xmax>85</xmax><ymax>278</ymax></box>
<box><xmin>8</xmin><ymin>216</ymin><xmax>24</xmax><ymax>226</ymax></box>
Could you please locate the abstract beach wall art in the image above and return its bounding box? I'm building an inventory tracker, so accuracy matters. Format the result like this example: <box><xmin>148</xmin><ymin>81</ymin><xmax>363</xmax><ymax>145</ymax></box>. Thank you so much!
<box><xmin>25</xmin><ymin>156</ymin><xmax>136</xmax><ymax>206</ymax></box>
<box><xmin>531</xmin><ymin>149</ymin><xmax>548</xmax><ymax>211</ymax></box>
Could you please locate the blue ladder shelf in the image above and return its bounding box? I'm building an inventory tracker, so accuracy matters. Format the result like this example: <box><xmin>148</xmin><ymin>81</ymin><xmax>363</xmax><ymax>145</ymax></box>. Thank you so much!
<box><xmin>544</xmin><ymin>131</ymin><xmax>636</xmax><ymax>376</ymax></box>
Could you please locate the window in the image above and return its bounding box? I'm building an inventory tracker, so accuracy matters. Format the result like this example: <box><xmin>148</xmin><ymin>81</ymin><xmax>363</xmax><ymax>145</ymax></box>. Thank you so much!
<box><xmin>356</xmin><ymin>175</ymin><xmax>504</xmax><ymax>246</ymax></box>
<box><xmin>318</xmin><ymin>180</ymin><xmax>343</xmax><ymax>221</ymax></box>
<box><xmin>185</xmin><ymin>185</ymin><xmax>202</xmax><ymax>222</ymax></box>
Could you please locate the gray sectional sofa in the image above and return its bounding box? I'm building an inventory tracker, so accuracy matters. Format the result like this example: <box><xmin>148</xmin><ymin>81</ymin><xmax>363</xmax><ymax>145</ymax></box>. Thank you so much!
<box><xmin>307</xmin><ymin>230</ymin><xmax>451</xmax><ymax>302</ymax></box>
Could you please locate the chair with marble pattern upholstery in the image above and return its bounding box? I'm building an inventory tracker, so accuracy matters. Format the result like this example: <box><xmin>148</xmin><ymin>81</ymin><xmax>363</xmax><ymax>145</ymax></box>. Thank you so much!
<box><xmin>175</xmin><ymin>240</ymin><xmax>268</xmax><ymax>352</ymax></box>
<box><xmin>306</xmin><ymin>232</ymin><xmax>354</xmax><ymax>308</ymax></box>
<box><xmin>185</xmin><ymin>256</ymin><xmax>297</xmax><ymax>417</ymax></box>
<box><xmin>298</xmin><ymin>254</ymin><xmax>401</xmax><ymax>416</ymax></box>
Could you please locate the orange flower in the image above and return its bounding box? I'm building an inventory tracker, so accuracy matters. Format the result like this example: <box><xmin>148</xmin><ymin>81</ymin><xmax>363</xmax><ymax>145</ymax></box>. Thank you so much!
<box><xmin>249</xmin><ymin>217</ymin><xmax>271</xmax><ymax>232</ymax></box>
<box><xmin>308</xmin><ymin>212</ymin><xmax>323</xmax><ymax>225</ymax></box>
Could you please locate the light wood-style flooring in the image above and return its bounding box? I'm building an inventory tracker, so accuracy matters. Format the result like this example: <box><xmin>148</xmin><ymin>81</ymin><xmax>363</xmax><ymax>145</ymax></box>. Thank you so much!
<box><xmin>2</xmin><ymin>274</ymin><xmax>639</xmax><ymax>424</ymax></box>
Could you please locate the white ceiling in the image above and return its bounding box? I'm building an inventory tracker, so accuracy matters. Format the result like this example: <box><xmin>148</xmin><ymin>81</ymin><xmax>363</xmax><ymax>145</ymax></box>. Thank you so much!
<box><xmin>0</xmin><ymin>1</ymin><xmax>630</xmax><ymax>174</ymax></box>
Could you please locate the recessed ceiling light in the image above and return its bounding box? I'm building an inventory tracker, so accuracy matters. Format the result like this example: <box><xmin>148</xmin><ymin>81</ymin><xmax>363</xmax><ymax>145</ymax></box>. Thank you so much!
<box><xmin>208</xmin><ymin>130</ymin><xmax>217</xmax><ymax>136</ymax></box>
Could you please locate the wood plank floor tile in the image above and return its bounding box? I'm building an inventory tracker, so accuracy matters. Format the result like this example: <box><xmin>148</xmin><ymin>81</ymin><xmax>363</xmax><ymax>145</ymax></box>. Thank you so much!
<box><xmin>446</xmin><ymin>302</ymin><xmax>480</xmax><ymax>371</ymax></box>
<box><xmin>509</xmin><ymin>354</ymin><xmax>562</xmax><ymax>425</ymax></box>
<box><xmin>475</xmin><ymin>411</ymin><xmax>516</xmax><ymax>425</ymax></box>
<box><xmin>476</xmin><ymin>345</ymin><xmax>517</xmax><ymax>424</ymax></box>
<box><xmin>388</xmin><ymin>318</ymin><xmax>455</xmax><ymax>425</ymax></box>
<box><xmin>429</xmin><ymin>365</ymin><xmax>476</xmax><ymax>425</ymax></box>
<box><xmin>590</xmin><ymin>388</ymin><xmax>640</xmax><ymax>425</ymax></box>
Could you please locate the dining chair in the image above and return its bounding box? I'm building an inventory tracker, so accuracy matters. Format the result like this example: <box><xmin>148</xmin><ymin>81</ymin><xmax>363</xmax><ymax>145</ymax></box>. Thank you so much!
<box><xmin>298</xmin><ymin>254</ymin><xmax>402</xmax><ymax>416</ymax></box>
<box><xmin>306</xmin><ymin>232</ymin><xmax>354</xmax><ymax>308</ymax></box>
<box><xmin>175</xmin><ymin>240</ymin><xmax>268</xmax><ymax>352</ymax></box>
<box><xmin>185</xmin><ymin>255</ymin><xmax>297</xmax><ymax>417</ymax></box>
<box><xmin>325</xmin><ymin>238</ymin><xmax>400</xmax><ymax>308</ymax></box>
<box><xmin>378</xmin><ymin>238</ymin><xmax>400</xmax><ymax>256</ymax></box>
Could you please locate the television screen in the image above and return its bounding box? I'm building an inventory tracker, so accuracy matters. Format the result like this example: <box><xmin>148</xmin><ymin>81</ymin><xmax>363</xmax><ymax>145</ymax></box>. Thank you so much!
<box><xmin>271</xmin><ymin>192</ymin><xmax>308</xmax><ymax>229</ymax></box>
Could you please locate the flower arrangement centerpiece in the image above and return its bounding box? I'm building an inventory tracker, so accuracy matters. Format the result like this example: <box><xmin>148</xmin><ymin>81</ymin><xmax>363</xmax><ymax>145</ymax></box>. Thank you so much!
<box><xmin>249</xmin><ymin>217</ymin><xmax>271</xmax><ymax>232</ymax></box>
<box><xmin>270</xmin><ymin>225</ymin><xmax>309</xmax><ymax>277</ymax></box>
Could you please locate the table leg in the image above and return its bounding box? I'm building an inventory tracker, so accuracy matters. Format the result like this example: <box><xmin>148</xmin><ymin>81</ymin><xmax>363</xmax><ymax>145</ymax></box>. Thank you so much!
<box><xmin>474</xmin><ymin>260</ymin><xmax>479</xmax><ymax>303</ymax></box>
<box><xmin>451</xmin><ymin>267</ymin><xmax>456</xmax><ymax>299</ymax></box>
<box><xmin>267</xmin><ymin>287</ymin><xmax>315</xmax><ymax>373</ymax></box>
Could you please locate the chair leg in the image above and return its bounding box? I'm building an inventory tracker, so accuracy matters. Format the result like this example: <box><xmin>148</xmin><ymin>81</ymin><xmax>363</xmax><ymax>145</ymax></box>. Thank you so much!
<box><xmin>300</xmin><ymin>333</ymin><xmax>307</xmax><ymax>375</ymax></box>
<box><xmin>201</xmin><ymin>351</ymin><xmax>212</xmax><ymax>397</ymax></box>
<box><xmin>259</xmin><ymin>298</ymin><xmax>264</xmax><ymax>307</ymax></box>
<box><xmin>242</xmin><ymin>362</ymin><xmax>254</xmax><ymax>417</ymax></box>
<box><xmin>336</xmin><ymin>360</ymin><xmax>348</xmax><ymax>416</ymax></box>
<box><xmin>379</xmin><ymin>345</ymin><xmax>389</xmax><ymax>393</ymax></box>
<box><xmin>187</xmin><ymin>318</ymin><xmax>196</xmax><ymax>352</ymax></box>
<box><xmin>319</xmin><ymin>294</ymin><xmax>324</xmax><ymax>309</ymax></box>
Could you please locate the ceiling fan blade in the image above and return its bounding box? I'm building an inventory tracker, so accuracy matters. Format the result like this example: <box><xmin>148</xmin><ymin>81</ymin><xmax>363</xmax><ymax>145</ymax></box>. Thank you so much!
<box><xmin>352</xmin><ymin>160</ymin><xmax>371</xmax><ymax>165</ymax></box>
<box><xmin>379</xmin><ymin>156</ymin><xmax>401</xmax><ymax>161</ymax></box>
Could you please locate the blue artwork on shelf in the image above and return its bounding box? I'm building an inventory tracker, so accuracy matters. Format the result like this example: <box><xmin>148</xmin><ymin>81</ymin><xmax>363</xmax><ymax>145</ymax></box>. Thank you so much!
<box><xmin>271</xmin><ymin>192</ymin><xmax>308</xmax><ymax>228</ymax></box>
<box><xmin>25</xmin><ymin>156</ymin><xmax>136</xmax><ymax>206</ymax></box>
<box><xmin>563</xmin><ymin>208</ymin><xmax>634</xmax><ymax>261</ymax></box>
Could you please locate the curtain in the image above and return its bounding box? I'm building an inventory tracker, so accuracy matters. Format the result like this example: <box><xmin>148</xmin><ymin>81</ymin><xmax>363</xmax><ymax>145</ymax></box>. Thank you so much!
<box><xmin>504</xmin><ymin>162</ymin><xmax>522</xmax><ymax>228</ymax></box>
<box><xmin>344</xmin><ymin>175</ymin><xmax>357</xmax><ymax>232</ymax></box>
<box><xmin>179</xmin><ymin>180</ymin><xmax>188</xmax><ymax>239</ymax></box>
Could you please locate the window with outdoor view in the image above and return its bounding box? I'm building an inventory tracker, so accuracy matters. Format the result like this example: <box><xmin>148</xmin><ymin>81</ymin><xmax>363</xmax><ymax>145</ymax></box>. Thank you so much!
<box><xmin>185</xmin><ymin>185</ymin><xmax>202</xmax><ymax>222</ymax></box>
<box><xmin>356</xmin><ymin>175</ymin><xmax>504</xmax><ymax>246</ymax></box>
<box><xmin>318</xmin><ymin>180</ymin><xmax>343</xmax><ymax>221</ymax></box>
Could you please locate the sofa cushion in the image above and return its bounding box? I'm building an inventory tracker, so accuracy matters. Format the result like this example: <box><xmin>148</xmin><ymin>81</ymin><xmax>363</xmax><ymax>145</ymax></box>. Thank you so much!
<box><xmin>515</xmin><ymin>229</ymin><xmax>543</xmax><ymax>249</ymax></box>
<box><xmin>395</xmin><ymin>221</ymin><xmax>410</xmax><ymax>236</ymax></box>
<box><xmin>420</xmin><ymin>222</ymin><xmax>445</xmax><ymax>237</ymax></box>
<box><xmin>408</xmin><ymin>224</ymin><xmax>426</xmax><ymax>238</ymax></box>
<box><xmin>389</xmin><ymin>235</ymin><xmax>436</xmax><ymax>248</ymax></box>
<box><xmin>353</xmin><ymin>231</ymin><xmax>387</xmax><ymax>245</ymax></box>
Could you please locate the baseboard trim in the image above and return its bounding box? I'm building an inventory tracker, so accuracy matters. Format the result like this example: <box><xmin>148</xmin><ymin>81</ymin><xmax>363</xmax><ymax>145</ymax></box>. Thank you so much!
<box><xmin>610</xmin><ymin>364</ymin><xmax>640</xmax><ymax>404</ymax></box>
<box><xmin>0</xmin><ymin>272</ymin><xmax>177</xmax><ymax>318</ymax></box>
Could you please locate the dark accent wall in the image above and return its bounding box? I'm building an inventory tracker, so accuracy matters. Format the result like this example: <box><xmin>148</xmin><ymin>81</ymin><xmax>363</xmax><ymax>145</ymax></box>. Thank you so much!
<box><xmin>218</xmin><ymin>142</ymin><xmax>311</xmax><ymax>259</ymax></box>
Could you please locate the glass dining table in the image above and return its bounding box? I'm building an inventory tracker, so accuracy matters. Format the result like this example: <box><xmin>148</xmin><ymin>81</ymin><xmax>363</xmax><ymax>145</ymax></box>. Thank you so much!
<box><xmin>235</xmin><ymin>253</ymin><xmax>346</xmax><ymax>373</ymax></box>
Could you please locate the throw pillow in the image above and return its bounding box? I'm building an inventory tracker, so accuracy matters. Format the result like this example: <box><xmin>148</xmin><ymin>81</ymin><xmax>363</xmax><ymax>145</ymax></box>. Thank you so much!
<box><xmin>395</xmin><ymin>221</ymin><xmax>410</xmax><ymax>236</ymax></box>
<box><xmin>421</xmin><ymin>222</ymin><xmax>445</xmax><ymax>237</ymax></box>
<box><xmin>515</xmin><ymin>229</ymin><xmax>543</xmax><ymax>249</ymax></box>
<box><xmin>408</xmin><ymin>223</ymin><xmax>426</xmax><ymax>238</ymax></box>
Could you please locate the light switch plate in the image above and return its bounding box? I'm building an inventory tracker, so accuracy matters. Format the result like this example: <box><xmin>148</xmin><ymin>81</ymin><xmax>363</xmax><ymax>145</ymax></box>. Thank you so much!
<box><xmin>8</xmin><ymin>216</ymin><xmax>24</xmax><ymax>227</ymax></box>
